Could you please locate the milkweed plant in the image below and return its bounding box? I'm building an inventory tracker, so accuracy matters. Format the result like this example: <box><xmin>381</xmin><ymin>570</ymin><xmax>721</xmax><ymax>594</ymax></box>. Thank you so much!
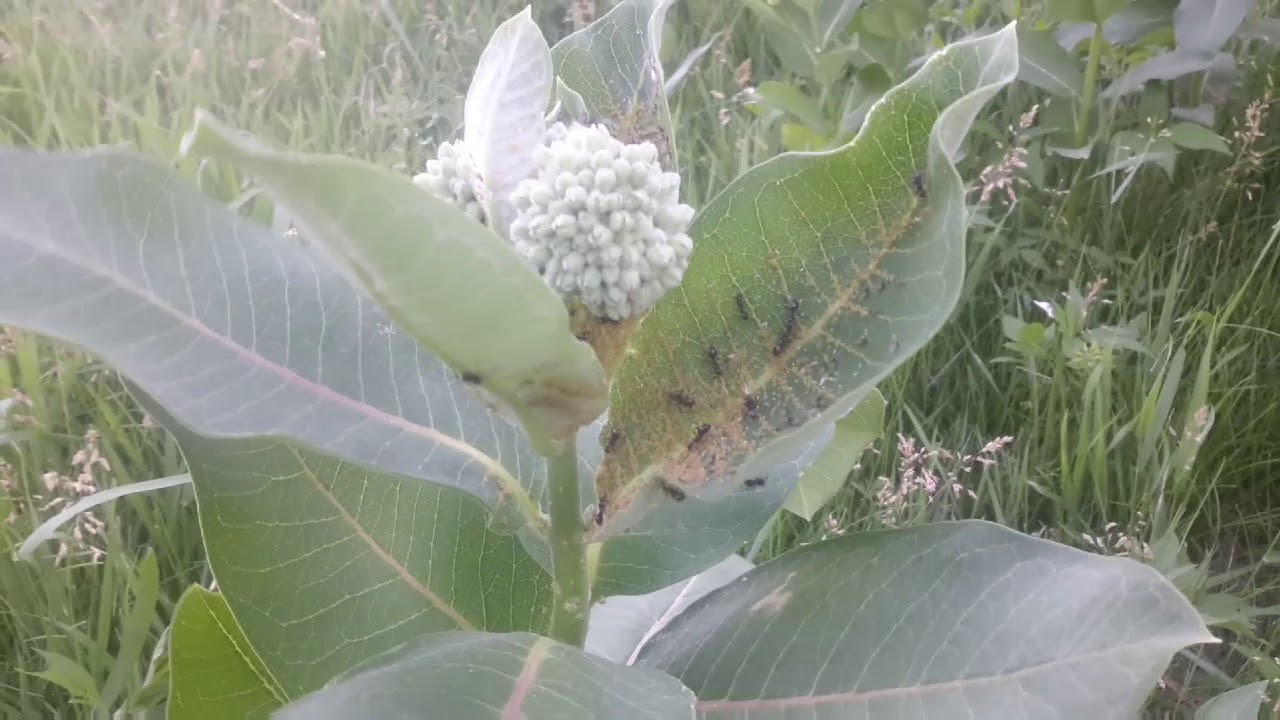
<box><xmin>0</xmin><ymin>2</ymin><xmax>1217</xmax><ymax>718</ymax></box>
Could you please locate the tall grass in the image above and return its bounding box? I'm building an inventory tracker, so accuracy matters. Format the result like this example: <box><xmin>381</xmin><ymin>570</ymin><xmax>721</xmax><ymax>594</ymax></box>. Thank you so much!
<box><xmin>1</xmin><ymin>0</ymin><xmax>1277</xmax><ymax>715</ymax></box>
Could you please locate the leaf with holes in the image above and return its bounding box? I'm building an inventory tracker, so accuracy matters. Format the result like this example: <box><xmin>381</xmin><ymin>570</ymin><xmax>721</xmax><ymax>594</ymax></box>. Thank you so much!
<box><xmin>636</xmin><ymin>521</ymin><xmax>1216</xmax><ymax>718</ymax></box>
<box><xmin>0</xmin><ymin>146</ymin><xmax>565</xmax><ymax>550</ymax></box>
<box><xmin>140</xmin><ymin>395</ymin><xmax>554</xmax><ymax>697</ymax></box>
<box><xmin>590</xmin><ymin>24</ymin><xmax>1020</xmax><ymax>539</ymax></box>
<box><xmin>275</xmin><ymin>632</ymin><xmax>696</xmax><ymax>720</ymax></box>
<box><xmin>168</xmin><ymin>586</ymin><xmax>283</xmax><ymax>720</ymax></box>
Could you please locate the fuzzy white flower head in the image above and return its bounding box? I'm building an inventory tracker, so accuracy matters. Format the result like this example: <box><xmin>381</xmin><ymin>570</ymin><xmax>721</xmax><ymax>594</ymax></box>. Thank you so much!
<box><xmin>510</xmin><ymin>121</ymin><xmax>695</xmax><ymax>321</ymax></box>
<box><xmin>413</xmin><ymin>140</ymin><xmax>487</xmax><ymax>224</ymax></box>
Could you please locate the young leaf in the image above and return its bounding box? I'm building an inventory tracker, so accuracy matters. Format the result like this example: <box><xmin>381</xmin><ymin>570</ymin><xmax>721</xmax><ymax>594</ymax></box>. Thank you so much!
<box><xmin>1174</xmin><ymin>0</ymin><xmax>1258</xmax><ymax>54</ymax></box>
<box><xmin>782</xmin><ymin>388</ymin><xmax>884</xmax><ymax>519</ymax></box>
<box><xmin>1194</xmin><ymin>680</ymin><xmax>1271</xmax><ymax>719</ymax></box>
<box><xmin>168</xmin><ymin>586</ymin><xmax>285</xmax><ymax>720</ymax></box>
<box><xmin>274</xmin><ymin>632</ymin><xmax>696</xmax><ymax>720</ymax></box>
<box><xmin>1017</xmin><ymin>24</ymin><xmax>1087</xmax><ymax>98</ymax></box>
<box><xmin>0</xmin><ymin>147</ymin><xmax>554</xmax><ymax>541</ymax></box>
<box><xmin>463</xmin><ymin>7</ymin><xmax>553</xmax><ymax>234</ymax></box>
<box><xmin>140</xmin><ymin>396</ymin><xmax>555</xmax><ymax>697</ymax></box>
<box><xmin>592</xmin><ymin>24</ymin><xmax>1020</xmax><ymax>535</ymax></box>
<box><xmin>180</xmin><ymin>111</ymin><xmax>608</xmax><ymax>456</ymax></box>
<box><xmin>635</xmin><ymin>521</ymin><xmax>1216</xmax><ymax>718</ymax></box>
<box><xmin>1167</xmin><ymin>121</ymin><xmax>1233</xmax><ymax>154</ymax></box>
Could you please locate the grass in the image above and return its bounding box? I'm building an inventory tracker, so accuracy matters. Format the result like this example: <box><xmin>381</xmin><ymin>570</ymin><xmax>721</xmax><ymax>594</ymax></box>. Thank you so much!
<box><xmin>1</xmin><ymin>0</ymin><xmax>1278</xmax><ymax>716</ymax></box>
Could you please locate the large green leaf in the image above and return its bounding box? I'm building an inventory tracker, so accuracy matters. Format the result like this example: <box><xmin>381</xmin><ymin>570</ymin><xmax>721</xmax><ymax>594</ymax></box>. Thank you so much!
<box><xmin>0</xmin><ymin>147</ymin><xmax>562</xmax><ymax>542</ymax></box>
<box><xmin>1194</xmin><ymin>681</ymin><xmax>1270</xmax><ymax>719</ymax></box>
<box><xmin>168</xmin><ymin>586</ymin><xmax>284</xmax><ymax>720</ymax></box>
<box><xmin>179</xmin><ymin>110</ymin><xmax>607</xmax><ymax>457</ymax></box>
<box><xmin>636</xmin><ymin>521</ymin><xmax>1216</xmax><ymax>717</ymax></box>
<box><xmin>140</xmin><ymin>397</ymin><xmax>554</xmax><ymax>697</ymax></box>
<box><xmin>1174</xmin><ymin>0</ymin><xmax>1257</xmax><ymax>54</ymax></box>
<box><xmin>782</xmin><ymin>388</ymin><xmax>884</xmax><ymax>519</ymax></box>
<box><xmin>552</xmin><ymin>0</ymin><xmax>678</xmax><ymax>169</ymax></box>
<box><xmin>275</xmin><ymin>632</ymin><xmax>696</xmax><ymax>720</ymax></box>
<box><xmin>1016</xmin><ymin>24</ymin><xmax>1086</xmax><ymax>98</ymax></box>
<box><xmin>590</xmin><ymin>25</ymin><xmax>1020</xmax><ymax>539</ymax></box>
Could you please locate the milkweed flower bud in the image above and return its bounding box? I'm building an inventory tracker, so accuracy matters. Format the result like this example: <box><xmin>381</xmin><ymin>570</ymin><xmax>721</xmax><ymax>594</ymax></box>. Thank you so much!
<box><xmin>510</xmin><ymin>122</ymin><xmax>694</xmax><ymax>321</ymax></box>
<box><xmin>413</xmin><ymin>140</ymin><xmax>487</xmax><ymax>224</ymax></box>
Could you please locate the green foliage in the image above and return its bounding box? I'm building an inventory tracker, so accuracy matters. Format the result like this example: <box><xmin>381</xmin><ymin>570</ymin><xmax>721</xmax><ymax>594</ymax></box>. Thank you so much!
<box><xmin>169</xmin><ymin>587</ymin><xmax>283</xmax><ymax>719</ymax></box>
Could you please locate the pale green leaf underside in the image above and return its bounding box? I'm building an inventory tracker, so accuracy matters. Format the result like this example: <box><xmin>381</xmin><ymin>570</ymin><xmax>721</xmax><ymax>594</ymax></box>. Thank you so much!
<box><xmin>1194</xmin><ymin>680</ymin><xmax>1270</xmax><ymax>720</ymax></box>
<box><xmin>782</xmin><ymin>388</ymin><xmax>884</xmax><ymax>519</ymax></box>
<box><xmin>275</xmin><ymin>632</ymin><xmax>696</xmax><ymax>720</ymax></box>
<box><xmin>181</xmin><ymin>110</ymin><xmax>608</xmax><ymax>456</ymax></box>
<box><xmin>637</xmin><ymin>521</ymin><xmax>1216</xmax><ymax>719</ymax></box>
<box><xmin>169</xmin><ymin>586</ymin><xmax>284</xmax><ymax>720</ymax></box>
<box><xmin>0</xmin><ymin>147</ymin><xmax>555</xmax><ymax>539</ymax></box>
<box><xmin>142</xmin><ymin>396</ymin><xmax>554</xmax><ymax>698</ymax></box>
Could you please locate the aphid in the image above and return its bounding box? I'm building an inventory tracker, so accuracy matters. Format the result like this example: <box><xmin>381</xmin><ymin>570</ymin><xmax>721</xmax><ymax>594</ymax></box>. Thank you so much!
<box><xmin>744</xmin><ymin>477</ymin><xmax>766</xmax><ymax>489</ymax></box>
<box><xmin>461</xmin><ymin>371</ymin><xmax>483</xmax><ymax>384</ymax></box>
<box><xmin>734</xmin><ymin>292</ymin><xmax>752</xmax><ymax>322</ymax></box>
<box><xmin>658</xmin><ymin>478</ymin><xmax>687</xmax><ymax>502</ymax></box>
<box><xmin>911</xmin><ymin>171</ymin><xmax>928</xmax><ymax>201</ymax></box>
<box><xmin>594</xmin><ymin>495</ymin><xmax>608</xmax><ymax>525</ymax></box>
<box><xmin>604</xmin><ymin>428</ymin><xmax>623</xmax><ymax>454</ymax></box>
<box><xmin>688</xmin><ymin>423</ymin><xmax>712</xmax><ymax>450</ymax></box>
<box><xmin>706</xmin><ymin>345</ymin><xmax>724</xmax><ymax>377</ymax></box>
<box><xmin>773</xmin><ymin>296</ymin><xmax>801</xmax><ymax>356</ymax></box>
<box><xmin>668</xmin><ymin>390</ymin><xmax>696</xmax><ymax>409</ymax></box>
<box><xmin>742</xmin><ymin>393</ymin><xmax>760</xmax><ymax>420</ymax></box>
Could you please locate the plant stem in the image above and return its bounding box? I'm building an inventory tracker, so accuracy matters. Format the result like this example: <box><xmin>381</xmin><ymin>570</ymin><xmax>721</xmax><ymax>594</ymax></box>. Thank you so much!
<box><xmin>1075</xmin><ymin>23</ymin><xmax>1105</xmax><ymax>148</ymax></box>
<box><xmin>546</xmin><ymin>447</ymin><xmax>589</xmax><ymax>648</ymax></box>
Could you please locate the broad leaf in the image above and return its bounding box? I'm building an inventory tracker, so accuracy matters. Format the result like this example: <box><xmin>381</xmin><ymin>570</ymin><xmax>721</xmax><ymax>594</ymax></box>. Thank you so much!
<box><xmin>0</xmin><ymin>147</ymin><xmax>559</xmax><ymax>545</ymax></box>
<box><xmin>552</xmin><ymin>0</ymin><xmax>678</xmax><ymax>169</ymax></box>
<box><xmin>463</xmin><ymin>7</ymin><xmax>553</xmax><ymax>234</ymax></box>
<box><xmin>1017</xmin><ymin>25</ymin><xmax>1086</xmax><ymax>97</ymax></box>
<box><xmin>636</xmin><ymin>521</ymin><xmax>1216</xmax><ymax>718</ymax></box>
<box><xmin>180</xmin><ymin>111</ymin><xmax>608</xmax><ymax>456</ymax></box>
<box><xmin>742</xmin><ymin>0</ymin><xmax>818</xmax><ymax>79</ymax></box>
<box><xmin>275</xmin><ymin>632</ymin><xmax>696</xmax><ymax>720</ymax></box>
<box><xmin>586</xmin><ymin>554</ymin><xmax>754</xmax><ymax>664</ymax></box>
<box><xmin>169</xmin><ymin>586</ymin><xmax>284</xmax><ymax>720</ymax></box>
<box><xmin>141</xmin><ymin>397</ymin><xmax>554</xmax><ymax>697</ymax></box>
<box><xmin>782</xmin><ymin>388</ymin><xmax>883</xmax><ymax>519</ymax></box>
<box><xmin>1167</xmin><ymin>120</ymin><xmax>1232</xmax><ymax>154</ymax></box>
<box><xmin>1046</xmin><ymin>0</ymin><xmax>1129</xmax><ymax>24</ymax></box>
<box><xmin>1175</xmin><ymin>0</ymin><xmax>1258</xmax><ymax>54</ymax></box>
<box><xmin>1056</xmin><ymin>0</ymin><xmax>1179</xmax><ymax>50</ymax></box>
<box><xmin>1194</xmin><ymin>680</ymin><xmax>1270</xmax><ymax>719</ymax></box>
<box><xmin>592</xmin><ymin>25</ymin><xmax>1020</xmax><ymax>538</ymax></box>
<box><xmin>1103</xmin><ymin>49</ymin><xmax>1226</xmax><ymax>98</ymax></box>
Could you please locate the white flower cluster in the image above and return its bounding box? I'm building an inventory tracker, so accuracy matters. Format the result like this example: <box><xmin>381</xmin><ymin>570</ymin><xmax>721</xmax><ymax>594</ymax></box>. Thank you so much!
<box><xmin>414</xmin><ymin>122</ymin><xmax>694</xmax><ymax>321</ymax></box>
<box><xmin>413</xmin><ymin>140</ymin><xmax>487</xmax><ymax>224</ymax></box>
<box><xmin>511</xmin><ymin>122</ymin><xmax>694</xmax><ymax>321</ymax></box>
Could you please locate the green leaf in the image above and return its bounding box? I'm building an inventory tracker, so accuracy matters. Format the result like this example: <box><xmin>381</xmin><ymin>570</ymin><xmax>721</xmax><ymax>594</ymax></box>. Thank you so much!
<box><xmin>139</xmin><ymin>397</ymin><xmax>555</xmax><ymax>697</ymax></box>
<box><xmin>17</xmin><ymin>474</ymin><xmax>191</xmax><ymax>560</ymax></box>
<box><xmin>463</xmin><ymin>7</ymin><xmax>553</xmax><ymax>235</ymax></box>
<box><xmin>32</xmin><ymin>651</ymin><xmax>102</xmax><ymax>708</ymax></box>
<box><xmin>782</xmin><ymin>388</ymin><xmax>883</xmax><ymax>519</ymax></box>
<box><xmin>1194</xmin><ymin>680</ymin><xmax>1270</xmax><ymax>719</ymax></box>
<box><xmin>1167</xmin><ymin>120</ymin><xmax>1233</xmax><ymax>154</ymax></box>
<box><xmin>275</xmin><ymin>632</ymin><xmax>696</xmax><ymax>720</ymax></box>
<box><xmin>636</xmin><ymin>521</ymin><xmax>1216</xmax><ymax>717</ymax></box>
<box><xmin>1047</xmin><ymin>0</ymin><xmax>1129</xmax><ymax>24</ymax></box>
<box><xmin>586</xmin><ymin>554</ymin><xmax>753</xmax><ymax>664</ymax></box>
<box><xmin>100</xmin><ymin>549</ymin><xmax>161</xmax><ymax>710</ymax></box>
<box><xmin>592</xmin><ymin>25</ymin><xmax>1020</xmax><ymax>540</ymax></box>
<box><xmin>741</xmin><ymin>0</ymin><xmax>818</xmax><ymax>79</ymax></box>
<box><xmin>1103</xmin><ymin>49</ymin><xmax>1225</xmax><ymax>98</ymax></box>
<box><xmin>1016</xmin><ymin>25</ymin><xmax>1086</xmax><ymax>97</ymax></box>
<box><xmin>752</xmin><ymin>81</ymin><xmax>832</xmax><ymax>134</ymax></box>
<box><xmin>1174</xmin><ymin>0</ymin><xmax>1258</xmax><ymax>54</ymax></box>
<box><xmin>552</xmin><ymin>0</ymin><xmax>679</xmax><ymax>168</ymax></box>
<box><xmin>179</xmin><ymin>110</ymin><xmax>608</xmax><ymax>456</ymax></box>
<box><xmin>0</xmin><ymin>147</ymin><xmax>554</xmax><ymax>546</ymax></box>
<box><xmin>816</xmin><ymin>0</ymin><xmax>865</xmax><ymax>48</ymax></box>
<box><xmin>169</xmin><ymin>586</ymin><xmax>284</xmax><ymax>720</ymax></box>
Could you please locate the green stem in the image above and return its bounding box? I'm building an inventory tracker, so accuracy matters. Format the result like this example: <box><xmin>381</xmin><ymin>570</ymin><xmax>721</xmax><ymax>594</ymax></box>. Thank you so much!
<box><xmin>546</xmin><ymin>448</ymin><xmax>589</xmax><ymax>647</ymax></box>
<box><xmin>1075</xmin><ymin>23</ymin><xmax>1105</xmax><ymax>148</ymax></box>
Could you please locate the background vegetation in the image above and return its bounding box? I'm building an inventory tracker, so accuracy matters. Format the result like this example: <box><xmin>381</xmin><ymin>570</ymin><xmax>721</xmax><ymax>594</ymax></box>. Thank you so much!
<box><xmin>1</xmin><ymin>0</ymin><xmax>1277</xmax><ymax>716</ymax></box>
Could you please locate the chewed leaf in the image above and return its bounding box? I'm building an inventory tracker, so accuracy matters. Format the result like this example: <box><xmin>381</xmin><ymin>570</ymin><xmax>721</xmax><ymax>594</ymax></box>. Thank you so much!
<box><xmin>181</xmin><ymin>111</ymin><xmax>608</xmax><ymax>457</ymax></box>
<box><xmin>592</xmin><ymin>24</ymin><xmax>1020</xmax><ymax>535</ymax></box>
<box><xmin>636</xmin><ymin>521</ymin><xmax>1215</xmax><ymax>718</ymax></box>
<box><xmin>464</xmin><ymin>7</ymin><xmax>553</xmax><ymax>234</ymax></box>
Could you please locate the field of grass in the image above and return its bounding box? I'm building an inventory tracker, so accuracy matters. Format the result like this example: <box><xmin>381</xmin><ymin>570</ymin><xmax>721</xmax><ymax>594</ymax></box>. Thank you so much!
<box><xmin>1</xmin><ymin>0</ymin><xmax>1278</xmax><ymax>716</ymax></box>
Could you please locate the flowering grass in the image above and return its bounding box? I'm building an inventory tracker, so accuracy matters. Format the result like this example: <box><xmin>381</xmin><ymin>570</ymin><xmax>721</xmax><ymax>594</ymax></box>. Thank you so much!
<box><xmin>1</xmin><ymin>0</ymin><xmax>1278</xmax><ymax>715</ymax></box>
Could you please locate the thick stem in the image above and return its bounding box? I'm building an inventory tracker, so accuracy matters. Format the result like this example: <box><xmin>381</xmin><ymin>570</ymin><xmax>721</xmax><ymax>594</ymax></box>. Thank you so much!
<box><xmin>1075</xmin><ymin>24</ymin><xmax>1105</xmax><ymax>148</ymax></box>
<box><xmin>546</xmin><ymin>448</ymin><xmax>589</xmax><ymax>647</ymax></box>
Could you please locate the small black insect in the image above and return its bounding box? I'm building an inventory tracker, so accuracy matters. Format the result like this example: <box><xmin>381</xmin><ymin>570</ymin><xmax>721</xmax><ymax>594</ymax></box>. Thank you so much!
<box><xmin>668</xmin><ymin>390</ymin><xmax>696</xmax><ymax>409</ymax></box>
<box><xmin>594</xmin><ymin>495</ymin><xmax>608</xmax><ymax>525</ymax></box>
<box><xmin>742</xmin><ymin>393</ymin><xmax>760</xmax><ymax>420</ymax></box>
<box><xmin>658</xmin><ymin>479</ymin><xmax>687</xmax><ymax>502</ymax></box>
<box><xmin>706</xmin><ymin>345</ymin><xmax>724</xmax><ymax>377</ymax></box>
<box><xmin>773</xmin><ymin>296</ymin><xmax>801</xmax><ymax>356</ymax></box>
<box><xmin>911</xmin><ymin>171</ymin><xmax>928</xmax><ymax>201</ymax></box>
<box><xmin>688</xmin><ymin>423</ymin><xmax>711</xmax><ymax>449</ymax></box>
<box><xmin>604</xmin><ymin>428</ymin><xmax>623</xmax><ymax>454</ymax></box>
<box><xmin>461</xmin><ymin>371</ymin><xmax>483</xmax><ymax>384</ymax></box>
<box><xmin>744</xmin><ymin>477</ymin><xmax>766</xmax><ymax>489</ymax></box>
<box><xmin>734</xmin><ymin>292</ymin><xmax>752</xmax><ymax>322</ymax></box>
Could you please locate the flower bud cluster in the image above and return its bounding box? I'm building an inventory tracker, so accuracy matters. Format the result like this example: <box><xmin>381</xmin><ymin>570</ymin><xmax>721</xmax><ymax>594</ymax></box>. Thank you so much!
<box><xmin>413</xmin><ymin>140</ymin><xmax>487</xmax><ymax>224</ymax></box>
